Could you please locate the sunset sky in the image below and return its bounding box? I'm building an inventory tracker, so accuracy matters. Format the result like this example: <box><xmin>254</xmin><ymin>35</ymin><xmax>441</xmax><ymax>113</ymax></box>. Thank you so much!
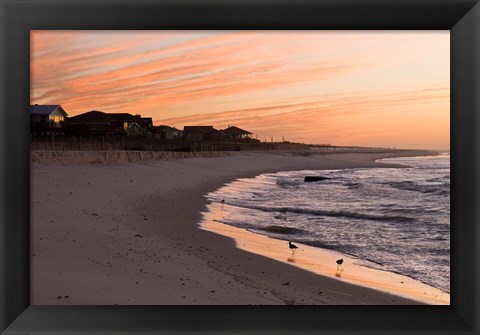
<box><xmin>31</xmin><ymin>31</ymin><xmax>449</xmax><ymax>149</ymax></box>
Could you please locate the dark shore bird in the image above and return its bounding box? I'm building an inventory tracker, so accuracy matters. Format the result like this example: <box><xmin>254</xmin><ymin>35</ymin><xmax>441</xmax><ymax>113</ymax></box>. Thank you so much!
<box><xmin>288</xmin><ymin>241</ymin><xmax>298</xmax><ymax>255</ymax></box>
<box><xmin>336</xmin><ymin>258</ymin><xmax>344</xmax><ymax>270</ymax></box>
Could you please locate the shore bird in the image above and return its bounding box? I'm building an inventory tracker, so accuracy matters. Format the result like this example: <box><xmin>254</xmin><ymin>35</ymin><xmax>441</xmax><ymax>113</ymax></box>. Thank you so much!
<box><xmin>288</xmin><ymin>241</ymin><xmax>298</xmax><ymax>255</ymax></box>
<box><xmin>336</xmin><ymin>258</ymin><xmax>344</xmax><ymax>270</ymax></box>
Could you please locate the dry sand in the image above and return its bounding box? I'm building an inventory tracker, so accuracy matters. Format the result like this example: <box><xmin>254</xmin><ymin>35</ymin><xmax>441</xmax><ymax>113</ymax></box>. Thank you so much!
<box><xmin>30</xmin><ymin>148</ymin><xmax>448</xmax><ymax>305</ymax></box>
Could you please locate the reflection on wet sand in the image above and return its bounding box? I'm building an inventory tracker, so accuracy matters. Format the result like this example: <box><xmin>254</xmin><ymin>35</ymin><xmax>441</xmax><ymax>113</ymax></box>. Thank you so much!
<box><xmin>200</xmin><ymin>202</ymin><xmax>450</xmax><ymax>305</ymax></box>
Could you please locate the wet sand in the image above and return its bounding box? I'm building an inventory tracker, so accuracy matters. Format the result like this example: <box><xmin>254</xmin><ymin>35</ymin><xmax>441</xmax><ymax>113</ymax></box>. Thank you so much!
<box><xmin>201</xmin><ymin>204</ymin><xmax>449</xmax><ymax>304</ymax></box>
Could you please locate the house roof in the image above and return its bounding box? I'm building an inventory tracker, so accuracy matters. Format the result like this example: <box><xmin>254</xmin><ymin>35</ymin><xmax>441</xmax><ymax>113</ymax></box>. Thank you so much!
<box><xmin>156</xmin><ymin>125</ymin><xmax>179</xmax><ymax>132</ymax></box>
<box><xmin>69</xmin><ymin>111</ymin><xmax>112</xmax><ymax>123</ymax></box>
<box><xmin>183</xmin><ymin>126</ymin><xmax>219</xmax><ymax>134</ymax></box>
<box><xmin>221</xmin><ymin>126</ymin><xmax>252</xmax><ymax>136</ymax></box>
<box><xmin>69</xmin><ymin>111</ymin><xmax>144</xmax><ymax>123</ymax></box>
<box><xmin>108</xmin><ymin>113</ymin><xmax>140</xmax><ymax>122</ymax></box>
<box><xmin>30</xmin><ymin>104</ymin><xmax>68</xmax><ymax>116</ymax></box>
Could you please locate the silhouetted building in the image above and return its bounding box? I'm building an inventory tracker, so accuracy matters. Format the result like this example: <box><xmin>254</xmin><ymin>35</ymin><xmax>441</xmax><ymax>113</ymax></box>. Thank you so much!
<box><xmin>68</xmin><ymin>111</ymin><xmax>114</xmax><ymax>136</ymax></box>
<box><xmin>108</xmin><ymin>113</ymin><xmax>147</xmax><ymax>136</ymax></box>
<box><xmin>183</xmin><ymin>126</ymin><xmax>220</xmax><ymax>141</ymax></box>
<box><xmin>220</xmin><ymin>126</ymin><xmax>253</xmax><ymax>140</ymax></box>
<box><xmin>140</xmin><ymin>117</ymin><xmax>153</xmax><ymax>130</ymax></box>
<box><xmin>30</xmin><ymin>104</ymin><xmax>68</xmax><ymax>137</ymax></box>
<box><xmin>152</xmin><ymin>125</ymin><xmax>182</xmax><ymax>140</ymax></box>
<box><xmin>68</xmin><ymin>111</ymin><xmax>149</xmax><ymax>136</ymax></box>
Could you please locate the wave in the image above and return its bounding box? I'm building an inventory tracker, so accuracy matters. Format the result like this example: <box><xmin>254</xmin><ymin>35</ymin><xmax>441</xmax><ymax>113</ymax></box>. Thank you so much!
<box><xmin>276</xmin><ymin>178</ymin><xmax>301</xmax><ymax>188</ymax></box>
<box><xmin>229</xmin><ymin>203</ymin><xmax>416</xmax><ymax>223</ymax></box>
<box><xmin>344</xmin><ymin>181</ymin><xmax>362</xmax><ymax>189</ymax></box>
<box><xmin>257</xmin><ymin>225</ymin><xmax>305</xmax><ymax>235</ymax></box>
<box><xmin>386</xmin><ymin>181</ymin><xmax>449</xmax><ymax>195</ymax></box>
<box><xmin>207</xmin><ymin>155</ymin><xmax>450</xmax><ymax>293</ymax></box>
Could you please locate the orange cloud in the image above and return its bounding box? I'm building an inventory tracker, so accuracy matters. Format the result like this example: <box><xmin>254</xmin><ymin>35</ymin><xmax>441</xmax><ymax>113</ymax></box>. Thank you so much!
<box><xmin>30</xmin><ymin>31</ymin><xmax>450</xmax><ymax>149</ymax></box>
<box><xmin>155</xmin><ymin>87</ymin><xmax>449</xmax><ymax>148</ymax></box>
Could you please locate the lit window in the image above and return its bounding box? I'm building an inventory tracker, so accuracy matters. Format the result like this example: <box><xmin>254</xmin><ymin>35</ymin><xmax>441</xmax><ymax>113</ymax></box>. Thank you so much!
<box><xmin>49</xmin><ymin>115</ymin><xmax>64</xmax><ymax>123</ymax></box>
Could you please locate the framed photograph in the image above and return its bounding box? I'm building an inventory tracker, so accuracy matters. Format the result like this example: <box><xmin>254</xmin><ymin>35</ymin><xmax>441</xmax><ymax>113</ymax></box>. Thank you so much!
<box><xmin>1</xmin><ymin>0</ymin><xmax>479</xmax><ymax>334</ymax></box>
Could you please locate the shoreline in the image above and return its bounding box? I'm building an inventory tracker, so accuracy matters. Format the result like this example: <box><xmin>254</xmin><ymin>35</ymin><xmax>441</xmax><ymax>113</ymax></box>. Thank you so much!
<box><xmin>198</xmin><ymin>152</ymin><xmax>449</xmax><ymax>305</ymax></box>
<box><xmin>201</xmin><ymin>205</ymin><xmax>449</xmax><ymax>305</ymax></box>
<box><xmin>31</xmin><ymin>148</ymin><xmax>446</xmax><ymax>305</ymax></box>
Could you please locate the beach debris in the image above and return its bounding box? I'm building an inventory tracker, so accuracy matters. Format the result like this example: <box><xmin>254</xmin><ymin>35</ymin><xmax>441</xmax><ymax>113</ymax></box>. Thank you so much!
<box><xmin>281</xmin><ymin>282</ymin><xmax>290</xmax><ymax>286</ymax></box>
<box><xmin>260</xmin><ymin>225</ymin><xmax>302</xmax><ymax>235</ymax></box>
<box><xmin>304</xmin><ymin>176</ymin><xmax>331</xmax><ymax>182</ymax></box>
<box><xmin>134</xmin><ymin>234</ymin><xmax>143</xmax><ymax>238</ymax></box>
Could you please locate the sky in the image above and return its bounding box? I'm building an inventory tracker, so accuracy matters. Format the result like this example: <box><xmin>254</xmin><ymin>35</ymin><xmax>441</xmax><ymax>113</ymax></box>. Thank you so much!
<box><xmin>31</xmin><ymin>31</ymin><xmax>450</xmax><ymax>150</ymax></box>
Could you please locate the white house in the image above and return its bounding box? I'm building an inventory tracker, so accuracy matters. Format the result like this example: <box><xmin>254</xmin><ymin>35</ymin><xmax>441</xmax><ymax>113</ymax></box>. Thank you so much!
<box><xmin>30</xmin><ymin>104</ymin><xmax>68</xmax><ymax>136</ymax></box>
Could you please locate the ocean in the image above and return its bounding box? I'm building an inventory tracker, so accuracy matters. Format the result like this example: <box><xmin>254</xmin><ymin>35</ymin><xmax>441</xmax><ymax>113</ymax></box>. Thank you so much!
<box><xmin>205</xmin><ymin>154</ymin><xmax>450</xmax><ymax>293</ymax></box>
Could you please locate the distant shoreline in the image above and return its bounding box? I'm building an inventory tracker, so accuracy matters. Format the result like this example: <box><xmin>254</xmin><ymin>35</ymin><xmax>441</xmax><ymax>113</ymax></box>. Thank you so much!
<box><xmin>31</xmin><ymin>148</ymin><xmax>445</xmax><ymax>305</ymax></box>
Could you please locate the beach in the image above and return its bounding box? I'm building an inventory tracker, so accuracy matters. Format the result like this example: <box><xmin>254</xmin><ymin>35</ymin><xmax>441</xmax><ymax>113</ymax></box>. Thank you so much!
<box><xmin>30</xmin><ymin>148</ymin><xmax>448</xmax><ymax>305</ymax></box>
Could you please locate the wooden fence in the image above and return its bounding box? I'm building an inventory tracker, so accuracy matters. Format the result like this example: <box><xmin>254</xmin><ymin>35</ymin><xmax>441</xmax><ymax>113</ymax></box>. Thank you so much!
<box><xmin>30</xmin><ymin>136</ymin><xmax>288</xmax><ymax>152</ymax></box>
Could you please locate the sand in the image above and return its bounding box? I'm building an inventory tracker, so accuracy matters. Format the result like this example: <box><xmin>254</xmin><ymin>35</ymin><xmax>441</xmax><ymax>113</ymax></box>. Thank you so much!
<box><xmin>30</xmin><ymin>148</ymin><xmax>449</xmax><ymax>305</ymax></box>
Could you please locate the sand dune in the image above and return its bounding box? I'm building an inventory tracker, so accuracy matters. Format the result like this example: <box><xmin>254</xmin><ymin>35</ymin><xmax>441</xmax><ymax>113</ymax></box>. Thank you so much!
<box><xmin>30</xmin><ymin>150</ymin><xmax>232</xmax><ymax>165</ymax></box>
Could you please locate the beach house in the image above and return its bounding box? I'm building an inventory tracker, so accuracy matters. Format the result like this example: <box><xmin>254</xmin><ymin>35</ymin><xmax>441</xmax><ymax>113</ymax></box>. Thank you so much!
<box><xmin>152</xmin><ymin>125</ymin><xmax>183</xmax><ymax>140</ymax></box>
<box><xmin>220</xmin><ymin>126</ymin><xmax>253</xmax><ymax>140</ymax></box>
<box><xmin>68</xmin><ymin>111</ymin><xmax>150</xmax><ymax>136</ymax></box>
<box><xmin>139</xmin><ymin>117</ymin><xmax>153</xmax><ymax>131</ymax></box>
<box><xmin>107</xmin><ymin>113</ymin><xmax>148</xmax><ymax>136</ymax></box>
<box><xmin>183</xmin><ymin>126</ymin><xmax>220</xmax><ymax>141</ymax></box>
<box><xmin>30</xmin><ymin>104</ymin><xmax>68</xmax><ymax>137</ymax></box>
<box><xmin>67</xmin><ymin>111</ymin><xmax>114</xmax><ymax>136</ymax></box>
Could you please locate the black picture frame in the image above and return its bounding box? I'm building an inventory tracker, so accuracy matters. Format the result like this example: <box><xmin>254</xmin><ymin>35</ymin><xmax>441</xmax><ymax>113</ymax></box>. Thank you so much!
<box><xmin>1</xmin><ymin>0</ymin><xmax>479</xmax><ymax>334</ymax></box>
